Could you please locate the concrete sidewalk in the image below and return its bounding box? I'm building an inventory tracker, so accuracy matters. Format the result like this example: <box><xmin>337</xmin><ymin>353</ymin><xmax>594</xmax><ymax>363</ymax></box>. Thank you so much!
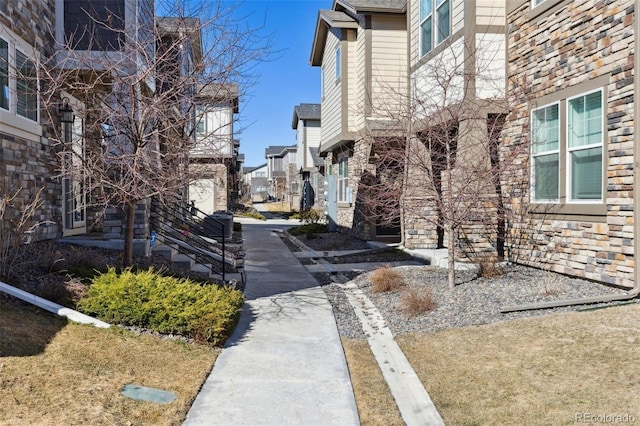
<box><xmin>183</xmin><ymin>220</ymin><xmax>359</xmax><ymax>425</ymax></box>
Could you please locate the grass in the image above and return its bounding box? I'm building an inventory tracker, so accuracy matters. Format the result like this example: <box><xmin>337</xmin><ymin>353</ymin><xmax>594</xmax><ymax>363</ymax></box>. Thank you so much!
<box><xmin>396</xmin><ymin>303</ymin><xmax>640</xmax><ymax>425</ymax></box>
<box><xmin>341</xmin><ymin>338</ymin><xmax>404</xmax><ymax>425</ymax></box>
<box><xmin>0</xmin><ymin>299</ymin><xmax>218</xmax><ymax>425</ymax></box>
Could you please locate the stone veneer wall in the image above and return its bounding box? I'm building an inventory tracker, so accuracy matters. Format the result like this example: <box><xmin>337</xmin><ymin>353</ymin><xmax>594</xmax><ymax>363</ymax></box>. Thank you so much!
<box><xmin>502</xmin><ymin>0</ymin><xmax>635</xmax><ymax>287</ymax></box>
<box><xmin>0</xmin><ymin>1</ymin><xmax>60</xmax><ymax>242</ymax></box>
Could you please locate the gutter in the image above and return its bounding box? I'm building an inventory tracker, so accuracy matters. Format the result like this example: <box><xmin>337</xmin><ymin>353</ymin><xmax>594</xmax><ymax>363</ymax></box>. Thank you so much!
<box><xmin>501</xmin><ymin>1</ymin><xmax>640</xmax><ymax>313</ymax></box>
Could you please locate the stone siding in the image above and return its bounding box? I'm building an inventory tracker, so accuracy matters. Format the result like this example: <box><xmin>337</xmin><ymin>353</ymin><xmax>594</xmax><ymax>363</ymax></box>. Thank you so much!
<box><xmin>0</xmin><ymin>1</ymin><xmax>60</xmax><ymax>242</ymax></box>
<box><xmin>502</xmin><ymin>0</ymin><xmax>635</xmax><ymax>287</ymax></box>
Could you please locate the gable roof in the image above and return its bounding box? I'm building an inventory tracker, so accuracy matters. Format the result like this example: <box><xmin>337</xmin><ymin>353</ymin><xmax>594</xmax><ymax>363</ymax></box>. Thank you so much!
<box><xmin>292</xmin><ymin>103</ymin><xmax>321</xmax><ymax>128</ymax></box>
<box><xmin>265</xmin><ymin>145</ymin><xmax>297</xmax><ymax>157</ymax></box>
<box><xmin>310</xmin><ymin>1</ymin><xmax>406</xmax><ymax>66</ymax></box>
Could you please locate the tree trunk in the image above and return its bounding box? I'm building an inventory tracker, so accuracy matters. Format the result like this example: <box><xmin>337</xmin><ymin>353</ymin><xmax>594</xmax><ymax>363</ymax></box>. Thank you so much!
<box><xmin>123</xmin><ymin>200</ymin><xmax>136</xmax><ymax>266</ymax></box>
<box><xmin>447</xmin><ymin>222</ymin><xmax>456</xmax><ymax>289</ymax></box>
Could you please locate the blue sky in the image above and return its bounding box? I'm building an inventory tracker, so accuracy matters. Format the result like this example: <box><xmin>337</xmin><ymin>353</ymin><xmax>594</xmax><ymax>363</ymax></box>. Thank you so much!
<box><xmin>225</xmin><ymin>0</ymin><xmax>329</xmax><ymax>167</ymax></box>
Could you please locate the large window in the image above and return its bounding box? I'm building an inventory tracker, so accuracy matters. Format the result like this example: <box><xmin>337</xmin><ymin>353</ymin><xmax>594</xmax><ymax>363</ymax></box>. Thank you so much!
<box><xmin>531</xmin><ymin>103</ymin><xmax>559</xmax><ymax>201</ymax></box>
<box><xmin>0</xmin><ymin>38</ymin><xmax>8</xmax><ymax>110</ymax></box>
<box><xmin>196</xmin><ymin>105</ymin><xmax>206</xmax><ymax>136</ymax></box>
<box><xmin>420</xmin><ymin>0</ymin><xmax>451</xmax><ymax>57</ymax></box>
<box><xmin>338</xmin><ymin>157</ymin><xmax>349</xmax><ymax>202</ymax></box>
<box><xmin>0</xmin><ymin>35</ymin><xmax>38</xmax><ymax>122</ymax></box>
<box><xmin>568</xmin><ymin>90</ymin><xmax>603</xmax><ymax>201</ymax></box>
<box><xmin>530</xmin><ymin>89</ymin><xmax>603</xmax><ymax>204</ymax></box>
<box><xmin>16</xmin><ymin>50</ymin><xmax>37</xmax><ymax>121</ymax></box>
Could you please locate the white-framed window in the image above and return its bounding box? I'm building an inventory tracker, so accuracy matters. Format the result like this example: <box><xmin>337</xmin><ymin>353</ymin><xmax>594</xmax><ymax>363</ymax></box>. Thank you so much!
<box><xmin>196</xmin><ymin>105</ymin><xmax>206</xmax><ymax>136</ymax></box>
<box><xmin>531</xmin><ymin>0</ymin><xmax>547</xmax><ymax>7</ymax></box>
<box><xmin>0</xmin><ymin>33</ymin><xmax>39</xmax><ymax>122</ymax></box>
<box><xmin>530</xmin><ymin>88</ymin><xmax>604</xmax><ymax>204</ymax></box>
<box><xmin>420</xmin><ymin>0</ymin><xmax>451</xmax><ymax>57</ymax></box>
<box><xmin>0</xmin><ymin>37</ymin><xmax>8</xmax><ymax>110</ymax></box>
<box><xmin>567</xmin><ymin>90</ymin><xmax>603</xmax><ymax>201</ymax></box>
<box><xmin>16</xmin><ymin>49</ymin><xmax>37</xmax><ymax>121</ymax></box>
<box><xmin>531</xmin><ymin>102</ymin><xmax>559</xmax><ymax>201</ymax></box>
<box><xmin>338</xmin><ymin>157</ymin><xmax>349</xmax><ymax>202</ymax></box>
<box><xmin>335</xmin><ymin>46</ymin><xmax>341</xmax><ymax>81</ymax></box>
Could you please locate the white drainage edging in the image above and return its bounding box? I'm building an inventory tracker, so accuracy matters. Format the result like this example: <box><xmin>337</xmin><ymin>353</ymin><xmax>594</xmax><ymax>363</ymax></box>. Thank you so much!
<box><xmin>338</xmin><ymin>281</ymin><xmax>444</xmax><ymax>426</ymax></box>
<box><xmin>0</xmin><ymin>281</ymin><xmax>110</xmax><ymax>328</ymax></box>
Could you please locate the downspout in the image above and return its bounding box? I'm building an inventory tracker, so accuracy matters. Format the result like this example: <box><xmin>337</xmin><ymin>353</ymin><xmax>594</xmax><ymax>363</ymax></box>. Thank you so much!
<box><xmin>501</xmin><ymin>2</ymin><xmax>640</xmax><ymax>313</ymax></box>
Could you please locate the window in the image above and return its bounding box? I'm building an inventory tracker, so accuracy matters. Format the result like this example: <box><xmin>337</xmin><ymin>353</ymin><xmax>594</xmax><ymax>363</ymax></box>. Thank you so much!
<box><xmin>0</xmin><ymin>38</ymin><xmax>8</xmax><ymax>110</ymax></box>
<box><xmin>16</xmin><ymin>50</ymin><xmax>37</xmax><ymax>121</ymax></box>
<box><xmin>531</xmin><ymin>0</ymin><xmax>547</xmax><ymax>6</ymax></box>
<box><xmin>420</xmin><ymin>0</ymin><xmax>450</xmax><ymax>57</ymax></box>
<box><xmin>567</xmin><ymin>90</ymin><xmax>603</xmax><ymax>201</ymax></box>
<box><xmin>0</xmin><ymin>34</ymin><xmax>38</xmax><ymax>122</ymax></box>
<box><xmin>530</xmin><ymin>89</ymin><xmax>603</xmax><ymax>204</ymax></box>
<box><xmin>338</xmin><ymin>157</ymin><xmax>349</xmax><ymax>202</ymax></box>
<box><xmin>531</xmin><ymin>103</ymin><xmax>559</xmax><ymax>201</ymax></box>
<box><xmin>335</xmin><ymin>46</ymin><xmax>341</xmax><ymax>80</ymax></box>
<box><xmin>196</xmin><ymin>105</ymin><xmax>206</xmax><ymax>136</ymax></box>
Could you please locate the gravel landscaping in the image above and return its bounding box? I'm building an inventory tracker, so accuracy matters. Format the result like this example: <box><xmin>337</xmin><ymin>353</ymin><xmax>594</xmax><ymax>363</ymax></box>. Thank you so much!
<box><xmin>282</xmin><ymin>231</ymin><xmax>635</xmax><ymax>339</ymax></box>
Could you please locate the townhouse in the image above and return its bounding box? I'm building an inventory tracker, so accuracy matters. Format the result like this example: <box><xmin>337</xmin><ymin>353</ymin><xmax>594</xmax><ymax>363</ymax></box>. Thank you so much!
<box><xmin>291</xmin><ymin>103</ymin><xmax>324</xmax><ymax>212</ymax></box>
<box><xmin>502</xmin><ymin>0</ymin><xmax>637</xmax><ymax>288</ymax></box>
<box><xmin>265</xmin><ymin>144</ymin><xmax>297</xmax><ymax>205</ymax></box>
<box><xmin>189</xmin><ymin>83</ymin><xmax>240</xmax><ymax>214</ymax></box>
<box><xmin>310</xmin><ymin>0</ymin><xmax>407</xmax><ymax>241</ymax></box>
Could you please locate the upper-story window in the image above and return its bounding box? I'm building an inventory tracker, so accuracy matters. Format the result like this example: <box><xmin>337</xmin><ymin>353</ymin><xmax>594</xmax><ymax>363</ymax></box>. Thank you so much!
<box><xmin>0</xmin><ymin>35</ymin><xmax>38</xmax><ymax>123</ymax></box>
<box><xmin>196</xmin><ymin>105</ymin><xmax>206</xmax><ymax>136</ymax></box>
<box><xmin>531</xmin><ymin>0</ymin><xmax>547</xmax><ymax>6</ymax></box>
<box><xmin>420</xmin><ymin>0</ymin><xmax>451</xmax><ymax>57</ymax></box>
<box><xmin>64</xmin><ymin>0</ymin><xmax>125</xmax><ymax>51</ymax></box>
<box><xmin>0</xmin><ymin>38</ymin><xmax>8</xmax><ymax>110</ymax></box>
<box><xmin>530</xmin><ymin>89</ymin><xmax>603</xmax><ymax>203</ymax></box>
<box><xmin>335</xmin><ymin>46</ymin><xmax>341</xmax><ymax>80</ymax></box>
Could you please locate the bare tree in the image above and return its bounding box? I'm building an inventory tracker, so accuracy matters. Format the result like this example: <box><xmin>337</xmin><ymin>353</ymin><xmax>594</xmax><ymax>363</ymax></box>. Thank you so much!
<box><xmin>33</xmin><ymin>0</ymin><xmax>270</xmax><ymax>265</ymax></box>
<box><xmin>357</xmin><ymin>37</ymin><xmax>524</xmax><ymax>289</ymax></box>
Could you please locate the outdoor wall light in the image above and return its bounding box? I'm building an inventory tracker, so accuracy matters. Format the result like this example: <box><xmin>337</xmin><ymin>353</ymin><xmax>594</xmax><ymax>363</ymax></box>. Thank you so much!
<box><xmin>59</xmin><ymin>97</ymin><xmax>75</xmax><ymax>124</ymax></box>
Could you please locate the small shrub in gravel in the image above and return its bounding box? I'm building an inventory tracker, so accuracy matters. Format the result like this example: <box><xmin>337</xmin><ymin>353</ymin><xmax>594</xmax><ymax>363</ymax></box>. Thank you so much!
<box><xmin>288</xmin><ymin>223</ymin><xmax>327</xmax><ymax>236</ymax></box>
<box><xmin>79</xmin><ymin>268</ymin><xmax>244</xmax><ymax>346</ymax></box>
<box><xmin>371</xmin><ymin>265</ymin><xmax>404</xmax><ymax>293</ymax></box>
<box><xmin>477</xmin><ymin>260</ymin><xmax>503</xmax><ymax>278</ymax></box>
<box><xmin>401</xmin><ymin>288</ymin><xmax>436</xmax><ymax>317</ymax></box>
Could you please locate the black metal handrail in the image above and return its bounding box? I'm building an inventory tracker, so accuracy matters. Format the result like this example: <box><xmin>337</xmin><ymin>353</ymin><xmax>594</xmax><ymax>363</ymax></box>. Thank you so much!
<box><xmin>150</xmin><ymin>197</ymin><xmax>230</xmax><ymax>281</ymax></box>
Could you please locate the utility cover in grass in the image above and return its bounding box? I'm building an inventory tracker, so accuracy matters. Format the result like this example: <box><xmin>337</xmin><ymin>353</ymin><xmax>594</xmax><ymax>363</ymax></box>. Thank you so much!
<box><xmin>121</xmin><ymin>384</ymin><xmax>177</xmax><ymax>404</ymax></box>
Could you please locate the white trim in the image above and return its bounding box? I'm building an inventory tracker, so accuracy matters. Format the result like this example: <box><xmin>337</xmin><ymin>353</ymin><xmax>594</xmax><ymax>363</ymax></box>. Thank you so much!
<box><xmin>530</xmin><ymin>101</ymin><xmax>560</xmax><ymax>203</ymax></box>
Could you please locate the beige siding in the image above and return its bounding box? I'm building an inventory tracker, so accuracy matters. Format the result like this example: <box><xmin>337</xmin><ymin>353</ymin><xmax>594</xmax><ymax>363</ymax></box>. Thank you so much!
<box><xmin>321</xmin><ymin>28</ymin><xmax>343</xmax><ymax>145</ymax></box>
<box><xmin>452</xmin><ymin>0</ymin><xmax>465</xmax><ymax>33</ymax></box>
<box><xmin>304</xmin><ymin>122</ymin><xmax>321</xmax><ymax>168</ymax></box>
<box><xmin>409</xmin><ymin>0</ymin><xmax>419</xmax><ymax>66</ymax></box>
<box><xmin>476</xmin><ymin>0</ymin><xmax>505</xmax><ymax>27</ymax></box>
<box><xmin>476</xmin><ymin>32</ymin><xmax>505</xmax><ymax>99</ymax></box>
<box><xmin>370</xmin><ymin>15</ymin><xmax>407</xmax><ymax>120</ymax></box>
<box><xmin>353</xmin><ymin>20</ymin><xmax>367</xmax><ymax>131</ymax></box>
<box><xmin>412</xmin><ymin>37</ymin><xmax>465</xmax><ymax>119</ymax></box>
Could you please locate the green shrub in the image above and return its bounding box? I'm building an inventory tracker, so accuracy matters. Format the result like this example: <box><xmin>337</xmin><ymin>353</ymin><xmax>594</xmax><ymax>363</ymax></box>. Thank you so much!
<box><xmin>233</xmin><ymin>221</ymin><xmax>242</xmax><ymax>232</ymax></box>
<box><xmin>78</xmin><ymin>268</ymin><xmax>244</xmax><ymax>346</ymax></box>
<box><xmin>288</xmin><ymin>223</ymin><xmax>327</xmax><ymax>236</ymax></box>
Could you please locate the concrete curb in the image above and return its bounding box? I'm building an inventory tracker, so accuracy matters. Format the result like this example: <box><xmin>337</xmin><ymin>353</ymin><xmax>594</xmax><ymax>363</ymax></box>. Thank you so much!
<box><xmin>339</xmin><ymin>281</ymin><xmax>445</xmax><ymax>425</ymax></box>
<box><xmin>0</xmin><ymin>281</ymin><xmax>110</xmax><ymax>328</ymax></box>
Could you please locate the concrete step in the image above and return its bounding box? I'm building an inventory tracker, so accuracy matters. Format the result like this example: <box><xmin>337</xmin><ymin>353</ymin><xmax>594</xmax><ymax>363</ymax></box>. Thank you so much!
<box><xmin>173</xmin><ymin>253</ymin><xmax>196</xmax><ymax>269</ymax></box>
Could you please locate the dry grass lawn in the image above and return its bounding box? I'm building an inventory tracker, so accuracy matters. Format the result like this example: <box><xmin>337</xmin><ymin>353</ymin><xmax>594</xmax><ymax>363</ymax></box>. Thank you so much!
<box><xmin>0</xmin><ymin>300</ymin><xmax>218</xmax><ymax>425</ymax></box>
<box><xmin>261</xmin><ymin>201</ymin><xmax>293</xmax><ymax>213</ymax></box>
<box><xmin>341</xmin><ymin>338</ymin><xmax>404</xmax><ymax>425</ymax></box>
<box><xmin>397</xmin><ymin>303</ymin><xmax>640</xmax><ymax>425</ymax></box>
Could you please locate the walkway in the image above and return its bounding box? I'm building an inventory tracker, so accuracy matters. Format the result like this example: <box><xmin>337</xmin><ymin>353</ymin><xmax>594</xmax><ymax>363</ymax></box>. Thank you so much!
<box><xmin>183</xmin><ymin>219</ymin><xmax>360</xmax><ymax>425</ymax></box>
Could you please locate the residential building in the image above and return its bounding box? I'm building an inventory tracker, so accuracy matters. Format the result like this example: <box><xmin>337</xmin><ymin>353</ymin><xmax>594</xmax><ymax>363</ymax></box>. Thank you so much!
<box><xmin>402</xmin><ymin>0</ymin><xmax>507</xmax><ymax>257</ymax></box>
<box><xmin>310</xmin><ymin>0</ymin><xmax>407</xmax><ymax>241</ymax></box>
<box><xmin>292</xmin><ymin>103</ymin><xmax>325</xmax><ymax>212</ymax></box>
<box><xmin>0</xmin><ymin>0</ymin><xmax>59</xmax><ymax>240</ymax></box>
<box><xmin>189</xmin><ymin>83</ymin><xmax>240</xmax><ymax>214</ymax></box>
<box><xmin>244</xmin><ymin>163</ymin><xmax>269</xmax><ymax>203</ymax></box>
<box><xmin>501</xmin><ymin>0</ymin><xmax>636</xmax><ymax>288</ymax></box>
<box><xmin>265</xmin><ymin>145</ymin><xmax>297</xmax><ymax>204</ymax></box>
